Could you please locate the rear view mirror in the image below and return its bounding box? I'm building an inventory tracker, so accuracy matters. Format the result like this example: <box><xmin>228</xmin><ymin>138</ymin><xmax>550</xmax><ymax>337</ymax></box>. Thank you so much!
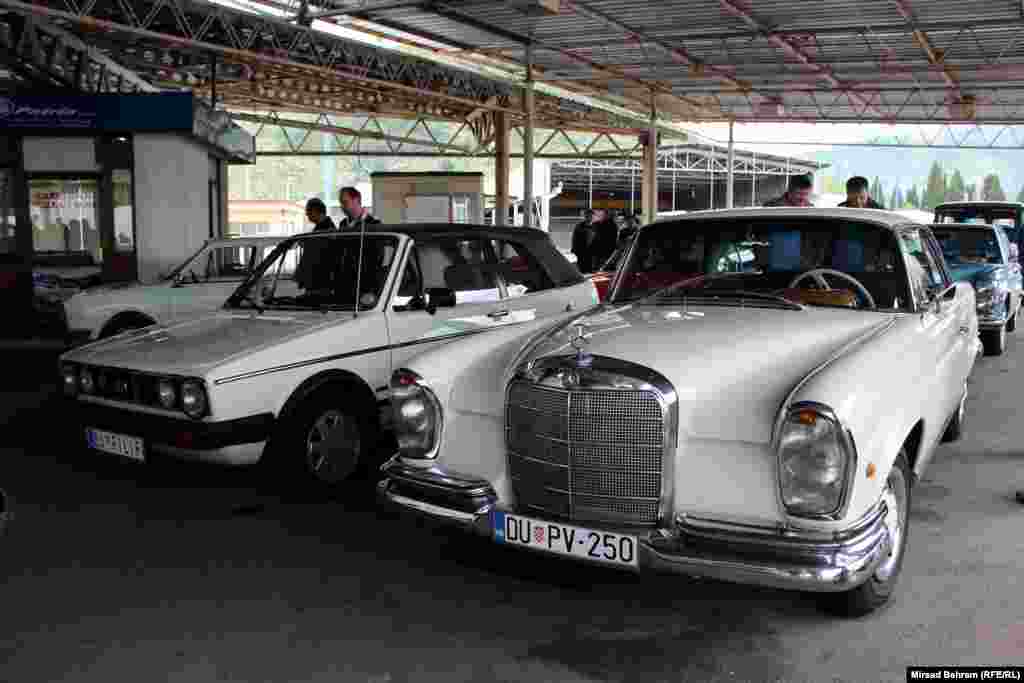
<box><xmin>424</xmin><ymin>287</ymin><xmax>456</xmax><ymax>314</ymax></box>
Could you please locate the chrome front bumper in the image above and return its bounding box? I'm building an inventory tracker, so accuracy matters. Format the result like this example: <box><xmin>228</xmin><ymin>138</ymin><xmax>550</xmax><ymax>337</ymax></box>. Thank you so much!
<box><xmin>378</xmin><ymin>458</ymin><xmax>892</xmax><ymax>594</ymax></box>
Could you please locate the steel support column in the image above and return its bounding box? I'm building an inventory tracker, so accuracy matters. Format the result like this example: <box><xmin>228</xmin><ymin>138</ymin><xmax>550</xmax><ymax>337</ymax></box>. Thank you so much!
<box><xmin>495</xmin><ymin>111</ymin><xmax>510</xmax><ymax>226</ymax></box>
<box><xmin>523</xmin><ymin>44</ymin><xmax>535</xmax><ymax>228</ymax></box>
<box><xmin>726</xmin><ymin>120</ymin><xmax>735</xmax><ymax>209</ymax></box>
<box><xmin>642</xmin><ymin>99</ymin><xmax>658</xmax><ymax>224</ymax></box>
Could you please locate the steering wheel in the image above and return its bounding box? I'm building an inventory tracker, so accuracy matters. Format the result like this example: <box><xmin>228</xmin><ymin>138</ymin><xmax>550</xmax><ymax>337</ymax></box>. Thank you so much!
<box><xmin>788</xmin><ymin>268</ymin><xmax>877</xmax><ymax>309</ymax></box>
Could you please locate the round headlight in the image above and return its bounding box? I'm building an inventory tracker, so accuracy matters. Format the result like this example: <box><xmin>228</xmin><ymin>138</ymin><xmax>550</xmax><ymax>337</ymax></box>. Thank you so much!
<box><xmin>61</xmin><ymin>365</ymin><xmax>78</xmax><ymax>396</ymax></box>
<box><xmin>390</xmin><ymin>369</ymin><xmax>442</xmax><ymax>459</ymax></box>
<box><xmin>777</xmin><ymin>406</ymin><xmax>853</xmax><ymax>518</ymax></box>
<box><xmin>157</xmin><ymin>380</ymin><xmax>177</xmax><ymax>409</ymax></box>
<box><xmin>79</xmin><ymin>368</ymin><xmax>95</xmax><ymax>394</ymax></box>
<box><xmin>180</xmin><ymin>380</ymin><xmax>207</xmax><ymax>418</ymax></box>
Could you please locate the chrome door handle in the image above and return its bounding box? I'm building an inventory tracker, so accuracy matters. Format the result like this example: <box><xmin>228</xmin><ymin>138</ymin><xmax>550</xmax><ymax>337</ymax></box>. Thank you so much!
<box><xmin>488</xmin><ymin>309</ymin><xmax>510</xmax><ymax>319</ymax></box>
<box><xmin>958</xmin><ymin>325</ymin><xmax>970</xmax><ymax>335</ymax></box>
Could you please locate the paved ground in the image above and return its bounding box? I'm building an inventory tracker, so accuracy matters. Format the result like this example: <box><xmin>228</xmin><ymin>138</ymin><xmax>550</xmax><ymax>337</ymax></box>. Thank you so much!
<box><xmin>1</xmin><ymin>340</ymin><xmax>1023</xmax><ymax>683</ymax></box>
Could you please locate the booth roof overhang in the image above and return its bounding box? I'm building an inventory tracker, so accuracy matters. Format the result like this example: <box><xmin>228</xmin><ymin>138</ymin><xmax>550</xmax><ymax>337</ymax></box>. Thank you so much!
<box><xmin>0</xmin><ymin>91</ymin><xmax>256</xmax><ymax>162</ymax></box>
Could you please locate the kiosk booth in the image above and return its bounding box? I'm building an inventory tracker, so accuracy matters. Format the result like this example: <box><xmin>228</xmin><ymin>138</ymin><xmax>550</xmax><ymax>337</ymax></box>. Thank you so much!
<box><xmin>0</xmin><ymin>92</ymin><xmax>254</xmax><ymax>337</ymax></box>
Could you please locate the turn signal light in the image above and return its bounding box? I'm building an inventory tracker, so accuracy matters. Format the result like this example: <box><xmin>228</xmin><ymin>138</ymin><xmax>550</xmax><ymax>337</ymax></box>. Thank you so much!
<box><xmin>866</xmin><ymin>463</ymin><xmax>877</xmax><ymax>479</ymax></box>
<box><xmin>796</xmin><ymin>410</ymin><xmax>817</xmax><ymax>426</ymax></box>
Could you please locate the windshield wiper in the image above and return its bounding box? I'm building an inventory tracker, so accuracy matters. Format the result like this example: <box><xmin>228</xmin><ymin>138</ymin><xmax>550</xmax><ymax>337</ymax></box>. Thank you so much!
<box><xmin>655</xmin><ymin>289</ymin><xmax>805</xmax><ymax>311</ymax></box>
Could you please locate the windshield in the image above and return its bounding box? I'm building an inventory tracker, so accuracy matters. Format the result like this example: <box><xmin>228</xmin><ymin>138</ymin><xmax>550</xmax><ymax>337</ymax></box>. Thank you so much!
<box><xmin>227</xmin><ymin>233</ymin><xmax>399</xmax><ymax>312</ymax></box>
<box><xmin>612</xmin><ymin>217</ymin><xmax>912</xmax><ymax>310</ymax></box>
<box><xmin>934</xmin><ymin>206</ymin><xmax>1021</xmax><ymax>234</ymax></box>
<box><xmin>933</xmin><ymin>228</ymin><xmax>1003</xmax><ymax>266</ymax></box>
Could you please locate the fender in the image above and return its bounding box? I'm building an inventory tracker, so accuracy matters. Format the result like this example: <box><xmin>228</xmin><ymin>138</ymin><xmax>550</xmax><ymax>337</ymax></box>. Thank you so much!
<box><xmin>274</xmin><ymin>368</ymin><xmax>377</xmax><ymax>426</ymax></box>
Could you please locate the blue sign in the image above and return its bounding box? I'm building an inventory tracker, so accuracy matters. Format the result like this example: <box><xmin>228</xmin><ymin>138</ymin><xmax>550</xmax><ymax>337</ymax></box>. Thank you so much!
<box><xmin>0</xmin><ymin>93</ymin><xmax>195</xmax><ymax>132</ymax></box>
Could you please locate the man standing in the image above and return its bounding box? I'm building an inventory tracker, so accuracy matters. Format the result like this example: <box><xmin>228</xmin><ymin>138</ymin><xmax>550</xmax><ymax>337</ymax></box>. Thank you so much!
<box><xmin>305</xmin><ymin>197</ymin><xmax>336</xmax><ymax>232</ymax></box>
<box><xmin>571</xmin><ymin>209</ymin><xmax>597</xmax><ymax>273</ymax></box>
<box><xmin>838</xmin><ymin>176</ymin><xmax>885</xmax><ymax>209</ymax></box>
<box><xmin>764</xmin><ymin>174</ymin><xmax>815</xmax><ymax>207</ymax></box>
<box><xmin>337</xmin><ymin>187</ymin><xmax>380</xmax><ymax>231</ymax></box>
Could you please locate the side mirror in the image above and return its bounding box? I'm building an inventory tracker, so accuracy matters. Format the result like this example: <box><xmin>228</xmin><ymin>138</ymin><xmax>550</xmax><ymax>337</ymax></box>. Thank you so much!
<box><xmin>423</xmin><ymin>287</ymin><xmax>456</xmax><ymax>314</ymax></box>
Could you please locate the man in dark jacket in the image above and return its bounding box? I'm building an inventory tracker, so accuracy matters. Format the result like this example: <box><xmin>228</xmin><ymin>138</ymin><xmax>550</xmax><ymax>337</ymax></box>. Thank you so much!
<box><xmin>570</xmin><ymin>209</ymin><xmax>597</xmax><ymax>273</ymax></box>
<box><xmin>337</xmin><ymin>186</ymin><xmax>381</xmax><ymax>231</ymax></box>
<box><xmin>296</xmin><ymin>197</ymin><xmax>336</xmax><ymax>292</ymax></box>
<box><xmin>838</xmin><ymin>176</ymin><xmax>885</xmax><ymax>209</ymax></box>
<box><xmin>764</xmin><ymin>174</ymin><xmax>815</xmax><ymax>207</ymax></box>
<box><xmin>305</xmin><ymin>197</ymin><xmax>336</xmax><ymax>233</ymax></box>
<box><xmin>590</xmin><ymin>208</ymin><xmax>620</xmax><ymax>268</ymax></box>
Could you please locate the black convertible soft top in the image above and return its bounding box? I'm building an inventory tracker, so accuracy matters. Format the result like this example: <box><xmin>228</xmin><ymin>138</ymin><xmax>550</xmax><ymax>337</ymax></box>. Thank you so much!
<box><xmin>284</xmin><ymin>222</ymin><xmax>585</xmax><ymax>288</ymax></box>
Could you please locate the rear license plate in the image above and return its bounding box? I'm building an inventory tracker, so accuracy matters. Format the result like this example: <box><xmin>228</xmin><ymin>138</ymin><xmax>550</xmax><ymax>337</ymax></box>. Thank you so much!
<box><xmin>492</xmin><ymin>511</ymin><xmax>638</xmax><ymax>568</ymax></box>
<box><xmin>86</xmin><ymin>428</ymin><xmax>145</xmax><ymax>462</ymax></box>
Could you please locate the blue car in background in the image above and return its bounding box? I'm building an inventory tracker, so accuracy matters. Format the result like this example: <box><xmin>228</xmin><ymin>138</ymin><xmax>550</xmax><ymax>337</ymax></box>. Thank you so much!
<box><xmin>932</xmin><ymin>222</ymin><xmax>1023</xmax><ymax>356</ymax></box>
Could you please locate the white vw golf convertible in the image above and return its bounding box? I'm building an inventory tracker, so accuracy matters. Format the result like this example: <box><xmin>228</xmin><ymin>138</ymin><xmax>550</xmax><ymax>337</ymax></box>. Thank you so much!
<box><xmin>380</xmin><ymin>208</ymin><xmax>981</xmax><ymax>616</ymax></box>
<box><xmin>59</xmin><ymin>224</ymin><xmax>596</xmax><ymax>485</ymax></box>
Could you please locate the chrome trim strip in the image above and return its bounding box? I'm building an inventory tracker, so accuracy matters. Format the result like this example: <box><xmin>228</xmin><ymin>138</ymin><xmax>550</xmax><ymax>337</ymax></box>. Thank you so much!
<box><xmin>385</xmin><ymin>494</ymin><xmax>480</xmax><ymax>524</ymax></box>
<box><xmin>212</xmin><ymin>328</ymin><xmax>490</xmax><ymax>386</ymax></box>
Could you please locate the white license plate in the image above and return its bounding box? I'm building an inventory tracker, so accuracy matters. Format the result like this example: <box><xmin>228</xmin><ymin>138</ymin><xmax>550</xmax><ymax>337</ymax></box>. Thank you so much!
<box><xmin>86</xmin><ymin>428</ymin><xmax>145</xmax><ymax>462</ymax></box>
<box><xmin>492</xmin><ymin>511</ymin><xmax>639</xmax><ymax>568</ymax></box>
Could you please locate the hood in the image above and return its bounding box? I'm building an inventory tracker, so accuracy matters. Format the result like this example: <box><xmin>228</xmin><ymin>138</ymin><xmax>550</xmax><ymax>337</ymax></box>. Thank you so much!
<box><xmin>948</xmin><ymin>262</ymin><xmax>1001</xmax><ymax>284</ymax></box>
<box><xmin>65</xmin><ymin>311</ymin><xmax>329</xmax><ymax>376</ymax></box>
<box><xmin>521</xmin><ymin>302</ymin><xmax>894</xmax><ymax>444</ymax></box>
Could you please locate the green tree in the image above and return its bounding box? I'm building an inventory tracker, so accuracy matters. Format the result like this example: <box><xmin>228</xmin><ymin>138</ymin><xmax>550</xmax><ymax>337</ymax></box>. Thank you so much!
<box><xmin>923</xmin><ymin>161</ymin><xmax>947</xmax><ymax>210</ymax></box>
<box><xmin>946</xmin><ymin>169</ymin><xmax>966</xmax><ymax>202</ymax></box>
<box><xmin>870</xmin><ymin>176</ymin><xmax>884</xmax><ymax>203</ymax></box>
<box><xmin>981</xmin><ymin>174</ymin><xmax>1007</xmax><ymax>201</ymax></box>
<box><xmin>1016</xmin><ymin>185</ymin><xmax>1024</xmax><ymax>203</ymax></box>
<box><xmin>906</xmin><ymin>185</ymin><xmax>920</xmax><ymax>209</ymax></box>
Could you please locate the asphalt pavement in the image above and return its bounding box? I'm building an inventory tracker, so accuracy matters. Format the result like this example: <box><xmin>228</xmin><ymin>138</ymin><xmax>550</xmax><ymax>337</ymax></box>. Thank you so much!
<box><xmin>1</xmin><ymin>338</ymin><xmax>1022</xmax><ymax>683</ymax></box>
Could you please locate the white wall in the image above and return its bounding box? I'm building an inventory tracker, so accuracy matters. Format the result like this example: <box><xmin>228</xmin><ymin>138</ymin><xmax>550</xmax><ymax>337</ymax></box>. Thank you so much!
<box><xmin>133</xmin><ymin>134</ymin><xmax>211</xmax><ymax>282</ymax></box>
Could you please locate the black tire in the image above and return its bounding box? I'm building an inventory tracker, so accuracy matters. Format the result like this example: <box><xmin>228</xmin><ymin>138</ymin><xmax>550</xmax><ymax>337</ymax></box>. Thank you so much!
<box><xmin>820</xmin><ymin>450</ymin><xmax>911</xmax><ymax>618</ymax></box>
<box><xmin>941</xmin><ymin>385</ymin><xmax>966</xmax><ymax>443</ymax></box>
<box><xmin>99</xmin><ymin>314</ymin><xmax>155</xmax><ymax>339</ymax></box>
<box><xmin>272</xmin><ymin>386</ymin><xmax>378</xmax><ymax>488</ymax></box>
<box><xmin>981</xmin><ymin>324</ymin><xmax>1007</xmax><ymax>356</ymax></box>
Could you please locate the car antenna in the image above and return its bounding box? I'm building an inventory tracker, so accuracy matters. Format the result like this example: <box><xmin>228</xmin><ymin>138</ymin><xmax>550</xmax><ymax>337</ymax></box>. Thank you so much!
<box><xmin>353</xmin><ymin>214</ymin><xmax>366</xmax><ymax>319</ymax></box>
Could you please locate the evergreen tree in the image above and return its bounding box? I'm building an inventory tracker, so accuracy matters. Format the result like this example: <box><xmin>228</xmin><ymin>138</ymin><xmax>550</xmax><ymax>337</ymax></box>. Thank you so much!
<box><xmin>946</xmin><ymin>170</ymin><xmax>966</xmax><ymax>202</ymax></box>
<box><xmin>923</xmin><ymin>162</ymin><xmax>947</xmax><ymax>210</ymax></box>
<box><xmin>982</xmin><ymin>174</ymin><xmax>1007</xmax><ymax>201</ymax></box>
<box><xmin>906</xmin><ymin>186</ymin><xmax>920</xmax><ymax>209</ymax></box>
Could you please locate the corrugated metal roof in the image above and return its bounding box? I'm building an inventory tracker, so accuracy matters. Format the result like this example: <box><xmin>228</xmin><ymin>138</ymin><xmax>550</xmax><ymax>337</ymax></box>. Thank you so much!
<box><xmin>341</xmin><ymin>0</ymin><xmax>1024</xmax><ymax>124</ymax></box>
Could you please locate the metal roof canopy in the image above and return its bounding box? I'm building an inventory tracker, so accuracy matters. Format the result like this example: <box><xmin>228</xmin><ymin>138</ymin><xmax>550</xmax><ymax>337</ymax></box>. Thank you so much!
<box><xmin>552</xmin><ymin>143</ymin><xmax>823</xmax><ymax>194</ymax></box>
<box><xmin>6</xmin><ymin>1</ymin><xmax>1024</xmax><ymax>158</ymax></box>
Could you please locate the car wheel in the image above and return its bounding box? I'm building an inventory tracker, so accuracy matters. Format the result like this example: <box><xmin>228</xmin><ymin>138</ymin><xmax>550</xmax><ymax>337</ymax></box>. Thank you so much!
<box><xmin>981</xmin><ymin>325</ymin><xmax>1007</xmax><ymax>356</ymax></box>
<box><xmin>941</xmin><ymin>383</ymin><xmax>966</xmax><ymax>443</ymax></box>
<box><xmin>820</xmin><ymin>450</ymin><xmax>911</xmax><ymax>618</ymax></box>
<box><xmin>282</xmin><ymin>388</ymin><xmax>377</xmax><ymax>486</ymax></box>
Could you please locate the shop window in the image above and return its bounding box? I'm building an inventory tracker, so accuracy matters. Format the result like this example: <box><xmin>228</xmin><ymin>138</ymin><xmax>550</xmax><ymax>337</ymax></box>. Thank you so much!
<box><xmin>29</xmin><ymin>177</ymin><xmax>101</xmax><ymax>264</ymax></box>
<box><xmin>113</xmin><ymin>169</ymin><xmax>134</xmax><ymax>252</ymax></box>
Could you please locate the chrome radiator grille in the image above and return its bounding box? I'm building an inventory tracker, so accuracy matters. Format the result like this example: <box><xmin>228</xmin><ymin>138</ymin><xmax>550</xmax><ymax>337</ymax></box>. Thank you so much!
<box><xmin>506</xmin><ymin>379</ymin><xmax>666</xmax><ymax>527</ymax></box>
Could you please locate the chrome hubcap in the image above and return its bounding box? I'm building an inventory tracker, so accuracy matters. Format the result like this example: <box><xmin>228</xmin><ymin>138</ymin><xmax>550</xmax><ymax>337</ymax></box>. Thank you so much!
<box><xmin>875</xmin><ymin>465</ymin><xmax>908</xmax><ymax>582</ymax></box>
<box><xmin>305</xmin><ymin>409</ymin><xmax>361</xmax><ymax>483</ymax></box>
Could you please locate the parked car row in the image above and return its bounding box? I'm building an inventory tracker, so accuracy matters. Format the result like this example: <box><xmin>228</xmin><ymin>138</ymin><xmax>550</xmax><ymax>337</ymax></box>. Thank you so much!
<box><xmin>59</xmin><ymin>205</ymin><xmax>1001</xmax><ymax>617</ymax></box>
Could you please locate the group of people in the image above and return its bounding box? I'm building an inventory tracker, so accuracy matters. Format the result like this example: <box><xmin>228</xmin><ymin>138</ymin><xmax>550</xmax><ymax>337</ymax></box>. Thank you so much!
<box><xmin>304</xmin><ymin>186</ymin><xmax>380</xmax><ymax>233</ymax></box>
<box><xmin>570</xmin><ymin>208</ymin><xmax>642</xmax><ymax>273</ymax></box>
<box><xmin>296</xmin><ymin>186</ymin><xmax>381</xmax><ymax>293</ymax></box>
<box><xmin>764</xmin><ymin>174</ymin><xmax>886</xmax><ymax>210</ymax></box>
